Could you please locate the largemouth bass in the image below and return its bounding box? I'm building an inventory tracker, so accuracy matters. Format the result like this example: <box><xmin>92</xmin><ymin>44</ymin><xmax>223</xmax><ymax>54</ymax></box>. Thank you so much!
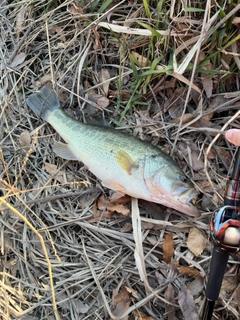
<box><xmin>26</xmin><ymin>86</ymin><xmax>199</xmax><ymax>217</ymax></box>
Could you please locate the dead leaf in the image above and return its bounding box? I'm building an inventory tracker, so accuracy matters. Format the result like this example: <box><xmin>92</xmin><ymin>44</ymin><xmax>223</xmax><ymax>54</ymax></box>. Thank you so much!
<box><xmin>58</xmin><ymin>92</ymin><xmax>69</xmax><ymax>102</ymax></box>
<box><xmin>155</xmin><ymin>270</ymin><xmax>165</xmax><ymax>286</ymax></box>
<box><xmin>93</xmin><ymin>27</ymin><xmax>102</xmax><ymax>50</ymax></box>
<box><xmin>51</xmin><ymin>25</ymin><xmax>66</xmax><ymax>42</ymax></box>
<box><xmin>97</xmin><ymin>195</ymin><xmax>107</xmax><ymax>210</ymax></box>
<box><xmin>89</xmin><ymin>93</ymin><xmax>109</xmax><ymax>108</ymax></box>
<box><xmin>165</xmin><ymin>87</ymin><xmax>186</xmax><ymax>118</ymax></box>
<box><xmin>125</xmin><ymin>286</ymin><xmax>138</xmax><ymax>299</ymax></box>
<box><xmin>107</xmin><ymin>203</ymin><xmax>130</xmax><ymax>216</ymax></box>
<box><xmin>109</xmin><ymin>90</ymin><xmax>131</xmax><ymax>100</ymax></box>
<box><xmin>178</xmin><ymin>266</ymin><xmax>201</xmax><ymax>279</ymax></box>
<box><xmin>132</xmin><ymin>310</ymin><xmax>155</xmax><ymax>320</ymax></box>
<box><xmin>87</xmin><ymin>211</ymin><xmax>115</xmax><ymax>222</ymax></box>
<box><xmin>178</xmin><ymin>142</ymin><xmax>204</xmax><ymax>172</ymax></box>
<box><xmin>45</xmin><ymin>162</ymin><xmax>64</xmax><ymax>183</ymax></box>
<box><xmin>96</xmin><ymin>95</ymin><xmax>109</xmax><ymax>107</ymax></box>
<box><xmin>38</xmin><ymin>74</ymin><xmax>52</xmax><ymax>85</ymax></box>
<box><xmin>171</xmin><ymin>72</ymin><xmax>200</xmax><ymax>93</ymax></box>
<box><xmin>164</xmin><ymin>283</ymin><xmax>175</xmax><ymax>320</ymax></box>
<box><xmin>205</xmin><ymin>146</ymin><xmax>231</xmax><ymax>167</ymax></box>
<box><xmin>128</xmin><ymin>38</ymin><xmax>149</xmax><ymax>50</ymax></box>
<box><xmin>200</xmin><ymin>177</ymin><xmax>223</xmax><ymax>208</ymax></box>
<box><xmin>45</xmin><ymin>162</ymin><xmax>75</xmax><ymax>184</ymax></box>
<box><xmin>71</xmin><ymin>2</ymin><xmax>89</xmax><ymax>20</ymax></box>
<box><xmin>205</xmin><ymin>148</ymin><xmax>216</xmax><ymax>159</ymax></box>
<box><xmin>10</xmin><ymin>52</ymin><xmax>27</xmax><ymax>68</ymax></box>
<box><xmin>110</xmin><ymin>286</ymin><xmax>138</xmax><ymax>319</ymax></box>
<box><xmin>191</xmin><ymin>84</ymin><xmax>201</xmax><ymax>105</ymax></box>
<box><xmin>170</xmin><ymin>113</ymin><xmax>195</xmax><ymax>124</ymax></box>
<box><xmin>188</xmin><ymin>278</ymin><xmax>205</xmax><ymax>297</ymax></box>
<box><xmin>178</xmin><ymin>286</ymin><xmax>199</xmax><ymax>320</ymax></box>
<box><xmin>124</xmin><ymin>7</ymin><xmax>142</xmax><ymax>27</ymax></box>
<box><xmin>71</xmin><ymin>2</ymin><xmax>84</xmax><ymax>14</ymax></box>
<box><xmin>109</xmin><ymin>192</ymin><xmax>131</xmax><ymax>205</ymax></box>
<box><xmin>202</xmin><ymin>112</ymin><xmax>214</xmax><ymax>121</ymax></box>
<box><xmin>19</xmin><ymin>130</ymin><xmax>31</xmax><ymax>148</ymax></box>
<box><xmin>208</xmin><ymin>95</ymin><xmax>229</xmax><ymax>112</ymax></box>
<box><xmin>57</xmin><ymin>292</ymin><xmax>89</xmax><ymax>313</ymax></box>
<box><xmin>143</xmin><ymin>222</ymin><xmax>161</xmax><ymax>231</ymax></box>
<box><xmin>232</xmin><ymin>17</ymin><xmax>240</xmax><ymax>27</ymax></box>
<box><xmin>155</xmin><ymin>64</ymin><xmax>164</xmax><ymax>71</ymax></box>
<box><xmin>191</xmin><ymin>118</ymin><xmax>221</xmax><ymax>137</ymax></box>
<box><xmin>120</xmin><ymin>223</ymin><xmax>132</xmax><ymax>233</ymax></box>
<box><xmin>187</xmin><ymin>227</ymin><xmax>207</xmax><ymax>256</ymax></box>
<box><xmin>147</xmin><ymin>79</ymin><xmax>176</xmax><ymax>99</ymax></box>
<box><xmin>74</xmin><ymin>300</ymin><xmax>89</xmax><ymax>314</ymax></box>
<box><xmin>215</xmin><ymin>146</ymin><xmax>231</xmax><ymax>167</ymax></box>
<box><xmin>99</xmin><ymin>69</ymin><xmax>111</xmax><ymax>96</ymax></box>
<box><xmin>97</xmin><ymin>195</ymin><xmax>130</xmax><ymax>216</ymax></box>
<box><xmin>131</xmin><ymin>51</ymin><xmax>151</xmax><ymax>67</ymax></box>
<box><xmin>202</xmin><ymin>72</ymin><xmax>213</xmax><ymax>98</ymax></box>
<box><xmin>189</xmin><ymin>150</ymin><xmax>204</xmax><ymax>171</ymax></box>
<box><xmin>199</xmin><ymin>51</ymin><xmax>213</xmax><ymax>98</ymax></box>
<box><xmin>221</xmin><ymin>274</ymin><xmax>238</xmax><ymax>295</ymax></box>
<box><xmin>163</xmin><ymin>233</ymin><xmax>174</xmax><ymax>264</ymax></box>
<box><xmin>232</xmin><ymin>284</ymin><xmax>240</xmax><ymax>307</ymax></box>
<box><xmin>16</xmin><ymin>7</ymin><xmax>27</xmax><ymax>37</ymax></box>
<box><xmin>197</xmin><ymin>179</ymin><xmax>218</xmax><ymax>193</ymax></box>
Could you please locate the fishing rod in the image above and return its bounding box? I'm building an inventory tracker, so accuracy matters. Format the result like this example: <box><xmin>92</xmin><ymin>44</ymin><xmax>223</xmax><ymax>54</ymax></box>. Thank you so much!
<box><xmin>201</xmin><ymin>148</ymin><xmax>240</xmax><ymax>320</ymax></box>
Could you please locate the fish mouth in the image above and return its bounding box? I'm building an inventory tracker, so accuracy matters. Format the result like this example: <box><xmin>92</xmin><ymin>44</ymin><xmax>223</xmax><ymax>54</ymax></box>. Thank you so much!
<box><xmin>190</xmin><ymin>193</ymin><xmax>198</xmax><ymax>206</ymax></box>
<box><xmin>187</xmin><ymin>189</ymin><xmax>199</xmax><ymax>203</ymax></box>
<box><xmin>154</xmin><ymin>188</ymin><xmax>200</xmax><ymax>217</ymax></box>
<box><xmin>179</xmin><ymin>189</ymin><xmax>200</xmax><ymax>217</ymax></box>
<box><xmin>148</xmin><ymin>183</ymin><xmax>200</xmax><ymax>217</ymax></box>
<box><xmin>177</xmin><ymin>187</ymin><xmax>198</xmax><ymax>202</ymax></box>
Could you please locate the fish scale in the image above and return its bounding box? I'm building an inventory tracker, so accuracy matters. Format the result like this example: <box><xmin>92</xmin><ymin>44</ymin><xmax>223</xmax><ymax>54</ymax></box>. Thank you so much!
<box><xmin>43</xmin><ymin>108</ymin><xmax>149</xmax><ymax>197</ymax></box>
<box><xmin>26</xmin><ymin>86</ymin><xmax>199</xmax><ymax>217</ymax></box>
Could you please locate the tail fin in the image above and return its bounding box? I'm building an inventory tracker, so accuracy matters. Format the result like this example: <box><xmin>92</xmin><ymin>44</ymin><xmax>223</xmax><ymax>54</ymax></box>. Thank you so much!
<box><xmin>26</xmin><ymin>86</ymin><xmax>60</xmax><ymax>120</ymax></box>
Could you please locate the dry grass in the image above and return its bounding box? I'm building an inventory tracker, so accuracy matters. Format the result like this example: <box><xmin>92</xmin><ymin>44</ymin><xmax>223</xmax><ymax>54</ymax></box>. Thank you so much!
<box><xmin>0</xmin><ymin>0</ymin><xmax>240</xmax><ymax>319</ymax></box>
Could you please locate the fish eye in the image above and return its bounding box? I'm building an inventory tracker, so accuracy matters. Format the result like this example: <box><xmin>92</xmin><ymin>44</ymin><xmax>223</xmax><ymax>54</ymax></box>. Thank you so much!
<box><xmin>180</xmin><ymin>175</ymin><xmax>188</xmax><ymax>183</ymax></box>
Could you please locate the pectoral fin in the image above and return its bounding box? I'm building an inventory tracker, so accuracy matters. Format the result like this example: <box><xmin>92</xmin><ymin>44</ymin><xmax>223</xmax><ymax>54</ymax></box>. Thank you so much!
<box><xmin>115</xmin><ymin>150</ymin><xmax>138</xmax><ymax>175</ymax></box>
<box><xmin>53</xmin><ymin>140</ymin><xmax>79</xmax><ymax>160</ymax></box>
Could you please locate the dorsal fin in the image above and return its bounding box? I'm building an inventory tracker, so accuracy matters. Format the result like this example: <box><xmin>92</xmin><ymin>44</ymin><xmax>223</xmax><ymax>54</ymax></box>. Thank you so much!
<box><xmin>85</xmin><ymin>114</ymin><xmax>111</xmax><ymax>127</ymax></box>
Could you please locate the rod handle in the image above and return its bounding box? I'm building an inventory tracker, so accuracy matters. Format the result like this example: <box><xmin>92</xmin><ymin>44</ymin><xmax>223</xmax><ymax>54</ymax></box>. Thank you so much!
<box><xmin>206</xmin><ymin>246</ymin><xmax>229</xmax><ymax>301</ymax></box>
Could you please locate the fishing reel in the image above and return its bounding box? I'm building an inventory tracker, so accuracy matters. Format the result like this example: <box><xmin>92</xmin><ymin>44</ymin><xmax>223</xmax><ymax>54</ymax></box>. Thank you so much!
<box><xmin>210</xmin><ymin>205</ymin><xmax>240</xmax><ymax>252</ymax></box>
